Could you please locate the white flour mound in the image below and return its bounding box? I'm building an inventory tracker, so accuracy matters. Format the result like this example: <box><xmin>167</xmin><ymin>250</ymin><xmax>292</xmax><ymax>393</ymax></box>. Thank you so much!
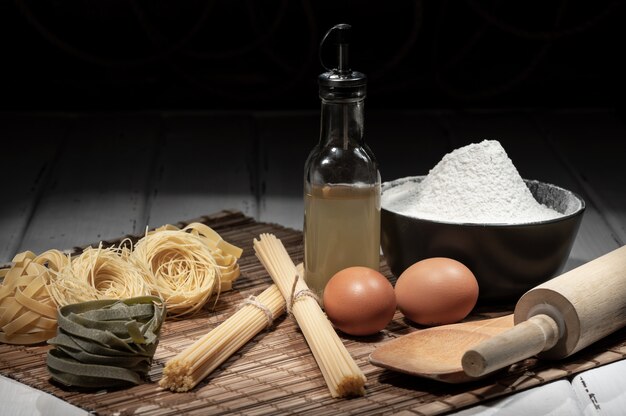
<box><xmin>384</xmin><ymin>140</ymin><xmax>563</xmax><ymax>224</ymax></box>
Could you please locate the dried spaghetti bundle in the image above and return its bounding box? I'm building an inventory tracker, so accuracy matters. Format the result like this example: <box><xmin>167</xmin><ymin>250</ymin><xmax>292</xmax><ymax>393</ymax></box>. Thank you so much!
<box><xmin>160</xmin><ymin>284</ymin><xmax>285</xmax><ymax>392</ymax></box>
<box><xmin>254</xmin><ymin>234</ymin><xmax>366</xmax><ymax>397</ymax></box>
<box><xmin>48</xmin><ymin>243</ymin><xmax>150</xmax><ymax>307</ymax></box>
<box><xmin>131</xmin><ymin>223</ymin><xmax>242</xmax><ymax>318</ymax></box>
<box><xmin>0</xmin><ymin>250</ymin><xmax>69</xmax><ymax>344</ymax></box>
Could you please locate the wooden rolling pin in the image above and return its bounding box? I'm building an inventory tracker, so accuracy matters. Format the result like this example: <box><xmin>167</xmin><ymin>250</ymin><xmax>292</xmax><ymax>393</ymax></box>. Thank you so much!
<box><xmin>462</xmin><ymin>245</ymin><xmax>626</xmax><ymax>377</ymax></box>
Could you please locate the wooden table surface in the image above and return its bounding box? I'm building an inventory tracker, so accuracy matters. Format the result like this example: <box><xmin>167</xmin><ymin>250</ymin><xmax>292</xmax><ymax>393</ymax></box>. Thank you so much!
<box><xmin>0</xmin><ymin>109</ymin><xmax>624</xmax><ymax>415</ymax></box>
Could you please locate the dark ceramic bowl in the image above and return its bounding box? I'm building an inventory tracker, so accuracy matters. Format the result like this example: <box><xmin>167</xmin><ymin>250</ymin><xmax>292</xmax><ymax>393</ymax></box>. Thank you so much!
<box><xmin>381</xmin><ymin>176</ymin><xmax>585</xmax><ymax>304</ymax></box>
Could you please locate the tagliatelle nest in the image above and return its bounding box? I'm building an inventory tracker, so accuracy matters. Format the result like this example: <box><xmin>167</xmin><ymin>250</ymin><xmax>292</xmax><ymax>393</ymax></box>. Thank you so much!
<box><xmin>0</xmin><ymin>250</ymin><xmax>70</xmax><ymax>344</ymax></box>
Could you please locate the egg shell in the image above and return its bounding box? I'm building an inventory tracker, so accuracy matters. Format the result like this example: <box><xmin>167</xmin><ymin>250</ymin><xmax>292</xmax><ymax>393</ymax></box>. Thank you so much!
<box><xmin>323</xmin><ymin>266</ymin><xmax>396</xmax><ymax>336</ymax></box>
<box><xmin>395</xmin><ymin>258</ymin><xmax>479</xmax><ymax>326</ymax></box>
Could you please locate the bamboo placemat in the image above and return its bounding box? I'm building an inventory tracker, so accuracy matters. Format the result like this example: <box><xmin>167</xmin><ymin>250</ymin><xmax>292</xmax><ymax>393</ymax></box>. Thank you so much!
<box><xmin>1</xmin><ymin>210</ymin><xmax>625</xmax><ymax>415</ymax></box>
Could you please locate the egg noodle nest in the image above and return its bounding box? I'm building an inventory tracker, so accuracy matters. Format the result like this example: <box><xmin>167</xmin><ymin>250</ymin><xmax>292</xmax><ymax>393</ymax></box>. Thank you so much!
<box><xmin>0</xmin><ymin>223</ymin><xmax>242</xmax><ymax>344</ymax></box>
<box><xmin>130</xmin><ymin>223</ymin><xmax>242</xmax><ymax>318</ymax></box>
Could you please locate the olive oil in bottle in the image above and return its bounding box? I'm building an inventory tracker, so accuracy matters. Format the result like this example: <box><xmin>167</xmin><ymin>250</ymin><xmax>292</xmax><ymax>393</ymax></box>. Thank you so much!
<box><xmin>304</xmin><ymin>183</ymin><xmax>380</xmax><ymax>298</ymax></box>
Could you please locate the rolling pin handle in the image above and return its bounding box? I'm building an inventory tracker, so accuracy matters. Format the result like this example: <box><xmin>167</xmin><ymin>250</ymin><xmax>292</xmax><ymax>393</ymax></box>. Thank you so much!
<box><xmin>461</xmin><ymin>314</ymin><xmax>561</xmax><ymax>378</ymax></box>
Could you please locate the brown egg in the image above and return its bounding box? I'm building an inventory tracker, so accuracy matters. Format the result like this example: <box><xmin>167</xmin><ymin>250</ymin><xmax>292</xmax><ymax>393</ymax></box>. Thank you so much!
<box><xmin>395</xmin><ymin>258</ymin><xmax>479</xmax><ymax>326</ymax></box>
<box><xmin>323</xmin><ymin>267</ymin><xmax>396</xmax><ymax>336</ymax></box>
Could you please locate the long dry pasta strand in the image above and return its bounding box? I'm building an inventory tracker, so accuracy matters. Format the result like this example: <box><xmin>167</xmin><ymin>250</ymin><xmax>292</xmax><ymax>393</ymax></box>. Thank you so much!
<box><xmin>253</xmin><ymin>234</ymin><xmax>366</xmax><ymax>398</ymax></box>
<box><xmin>159</xmin><ymin>284</ymin><xmax>285</xmax><ymax>392</ymax></box>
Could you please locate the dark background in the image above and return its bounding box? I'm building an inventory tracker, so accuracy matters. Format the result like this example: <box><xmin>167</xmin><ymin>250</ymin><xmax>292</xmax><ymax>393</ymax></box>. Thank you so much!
<box><xmin>2</xmin><ymin>0</ymin><xmax>625</xmax><ymax>112</ymax></box>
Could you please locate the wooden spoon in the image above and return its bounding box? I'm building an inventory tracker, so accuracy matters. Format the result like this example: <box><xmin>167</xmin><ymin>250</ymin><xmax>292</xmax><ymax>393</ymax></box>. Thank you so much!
<box><xmin>369</xmin><ymin>314</ymin><xmax>514</xmax><ymax>383</ymax></box>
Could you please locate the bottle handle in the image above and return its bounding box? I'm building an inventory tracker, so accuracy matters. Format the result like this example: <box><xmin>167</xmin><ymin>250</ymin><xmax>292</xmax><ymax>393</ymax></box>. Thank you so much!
<box><xmin>319</xmin><ymin>23</ymin><xmax>352</xmax><ymax>73</ymax></box>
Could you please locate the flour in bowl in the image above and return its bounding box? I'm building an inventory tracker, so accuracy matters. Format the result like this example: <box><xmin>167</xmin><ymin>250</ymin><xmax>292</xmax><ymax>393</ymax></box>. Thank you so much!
<box><xmin>383</xmin><ymin>140</ymin><xmax>563</xmax><ymax>224</ymax></box>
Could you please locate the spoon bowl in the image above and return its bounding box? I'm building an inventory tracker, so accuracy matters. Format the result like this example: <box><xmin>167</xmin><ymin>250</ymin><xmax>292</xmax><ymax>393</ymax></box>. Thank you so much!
<box><xmin>369</xmin><ymin>315</ymin><xmax>514</xmax><ymax>383</ymax></box>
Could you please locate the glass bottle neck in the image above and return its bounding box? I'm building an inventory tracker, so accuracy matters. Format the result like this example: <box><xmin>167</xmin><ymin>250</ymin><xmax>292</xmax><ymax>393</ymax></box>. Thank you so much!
<box><xmin>319</xmin><ymin>98</ymin><xmax>365</xmax><ymax>149</ymax></box>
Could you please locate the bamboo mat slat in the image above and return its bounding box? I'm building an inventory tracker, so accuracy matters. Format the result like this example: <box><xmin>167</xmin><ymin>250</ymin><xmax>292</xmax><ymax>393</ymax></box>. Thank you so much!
<box><xmin>1</xmin><ymin>210</ymin><xmax>625</xmax><ymax>415</ymax></box>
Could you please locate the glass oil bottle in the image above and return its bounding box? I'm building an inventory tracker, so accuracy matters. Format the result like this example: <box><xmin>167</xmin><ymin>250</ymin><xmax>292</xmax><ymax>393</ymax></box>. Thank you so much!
<box><xmin>303</xmin><ymin>24</ymin><xmax>381</xmax><ymax>301</ymax></box>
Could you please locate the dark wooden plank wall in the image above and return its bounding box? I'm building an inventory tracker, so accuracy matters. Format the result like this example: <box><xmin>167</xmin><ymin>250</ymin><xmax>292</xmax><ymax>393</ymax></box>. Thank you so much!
<box><xmin>0</xmin><ymin>110</ymin><xmax>623</xmax><ymax>269</ymax></box>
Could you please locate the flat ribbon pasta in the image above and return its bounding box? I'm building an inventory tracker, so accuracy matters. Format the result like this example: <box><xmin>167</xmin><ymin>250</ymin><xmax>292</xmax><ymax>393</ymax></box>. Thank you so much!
<box><xmin>47</xmin><ymin>296</ymin><xmax>165</xmax><ymax>388</ymax></box>
<box><xmin>0</xmin><ymin>250</ymin><xmax>69</xmax><ymax>344</ymax></box>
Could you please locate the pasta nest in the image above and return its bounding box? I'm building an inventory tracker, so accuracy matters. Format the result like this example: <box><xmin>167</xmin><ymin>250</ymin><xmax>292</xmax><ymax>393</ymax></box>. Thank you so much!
<box><xmin>48</xmin><ymin>243</ymin><xmax>150</xmax><ymax>307</ymax></box>
<box><xmin>0</xmin><ymin>250</ymin><xmax>69</xmax><ymax>344</ymax></box>
<box><xmin>0</xmin><ymin>222</ymin><xmax>242</xmax><ymax>344</ymax></box>
<box><xmin>130</xmin><ymin>223</ymin><xmax>242</xmax><ymax>318</ymax></box>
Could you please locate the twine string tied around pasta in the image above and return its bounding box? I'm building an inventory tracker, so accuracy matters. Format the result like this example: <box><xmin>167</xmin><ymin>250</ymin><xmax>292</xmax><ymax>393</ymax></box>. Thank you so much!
<box><xmin>239</xmin><ymin>295</ymin><xmax>274</xmax><ymax>329</ymax></box>
<box><xmin>287</xmin><ymin>274</ymin><xmax>320</xmax><ymax>315</ymax></box>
